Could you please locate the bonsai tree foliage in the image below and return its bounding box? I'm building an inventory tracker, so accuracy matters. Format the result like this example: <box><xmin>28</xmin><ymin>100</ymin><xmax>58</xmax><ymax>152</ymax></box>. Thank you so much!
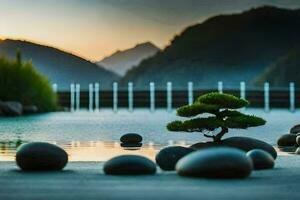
<box><xmin>167</xmin><ymin>92</ymin><xmax>266</xmax><ymax>143</ymax></box>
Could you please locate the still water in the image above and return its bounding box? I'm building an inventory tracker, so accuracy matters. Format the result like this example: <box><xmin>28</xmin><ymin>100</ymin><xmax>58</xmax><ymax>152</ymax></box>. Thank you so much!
<box><xmin>0</xmin><ymin>109</ymin><xmax>298</xmax><ymax>161</ymax></box>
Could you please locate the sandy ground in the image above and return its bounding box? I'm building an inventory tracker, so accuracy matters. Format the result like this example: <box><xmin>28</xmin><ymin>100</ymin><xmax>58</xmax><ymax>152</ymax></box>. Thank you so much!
<box><xmin>0</xmin><ymin>155</ymin><xmax>299</xmax><ymax>200</ymax></box>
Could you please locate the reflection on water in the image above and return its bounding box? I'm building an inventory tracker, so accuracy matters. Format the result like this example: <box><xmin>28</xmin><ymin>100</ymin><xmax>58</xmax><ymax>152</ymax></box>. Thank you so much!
<box><xmin>0</xmin><ymin>139</ymin><xmax>291</xmax><ymax>161</ymax></box>
<box><xmin>0</xmin><ymin>140</ymin><xmax>188</xmax><ymax>161</ymax></box>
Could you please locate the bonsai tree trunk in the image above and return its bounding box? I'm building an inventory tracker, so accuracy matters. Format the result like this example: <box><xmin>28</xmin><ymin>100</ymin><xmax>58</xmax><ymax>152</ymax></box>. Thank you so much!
<box><xmin>214</xmin><ymin>127</ymin><xmax>228</xmax><ymax>143</ymax></box>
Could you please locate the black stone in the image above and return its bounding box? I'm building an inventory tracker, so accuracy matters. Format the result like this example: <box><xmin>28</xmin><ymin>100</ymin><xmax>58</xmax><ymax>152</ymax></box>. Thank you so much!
<box><xmin>16</xmin><ymin>142</ymin><xmax>68</xmax><ymax>171</ymax></box>
<box><xmin>155</xmin><ymin>146</ymin><xmax>195</xmax><ymax>171</ymax></box>
<box><xmin>290</xmin><ymin>124</ymin><xmax>300</xmax><ymax>134</ymax></box>
<box><xmin>277</xmin><ymin>134</ymin><xmax>297</xmax><ymax>147</ymax></box>
<box><xmin>120</xmin><ymin>133</ymin><xmax>143</xmax><ymax>144</ymax></box>
<box><xmin>176</xmin><ymin>147</ymin><xmax>253</xmax><ymax>179</ymax></box>
<box><xmin>246</xmin><ymin>149</ymin><xmax>275</xmax><ymax>170</ymax></box>
<box><xmin>120</xmin><ymin>142</ymin><xmax>142</xmax><ymax>148</ymax></box>
<box><xmin>221</xmin><ymin>137</ymin><xmax>277</xmax><ymax>159</ymax></box>
<box><xmin>297</xmin><ymin>136</ymin><xmax>300</xmax><ymax>146</ymax></box>
<box><xmin>104</xmin><ymin>155</ymin><xmax>156</xmax><ymax>175</ymax></box>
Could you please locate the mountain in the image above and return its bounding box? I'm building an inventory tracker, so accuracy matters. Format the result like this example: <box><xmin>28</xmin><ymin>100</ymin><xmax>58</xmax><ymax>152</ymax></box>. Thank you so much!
<box><xmin>254</xmin><ymin>48</ymin><xmax>300</xmax><ymax>87</ymax></box>
<box><xmin>97</xmin><ymin>42</ymin><xmax>159</xmax><ymax>76</ymax></box>
<box><xmin>0</xmin><ymin>39</ymin><xmax>119</xmax><ymax>90</ymax></box>
<box><xmin>121</xmin><ymin>6</ymin><xmax>300</xmax><ymax>89</ymax></box>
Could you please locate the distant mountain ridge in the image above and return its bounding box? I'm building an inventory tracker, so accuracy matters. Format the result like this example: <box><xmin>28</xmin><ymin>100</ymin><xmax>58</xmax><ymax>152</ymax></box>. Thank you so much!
<box><xmin>121</xmin><ymin>6</ymin><xmax>300</xmax><ymax>89</ymax></box>
<box><xmin>0</xmin><ymin>39</ymin><xmax>119</xmax><ymax>90</ymax></box>
<box><xmin>254</xmin><ymin>47</ymin><xmax>300</xmax><ymax>86</ymax></box>
<box><xmin>97</xmin><ymin>42</ymin><xmax>159</xmax><ymax>76</ymax></box>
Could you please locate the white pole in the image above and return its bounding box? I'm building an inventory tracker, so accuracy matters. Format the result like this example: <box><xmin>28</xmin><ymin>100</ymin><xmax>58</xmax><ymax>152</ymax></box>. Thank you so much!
<box><xmin>94</xmin><ymin>83</ymin><xmax>100</xmax><ymax>112</ymax></box>
<box><xmin>290</xmin><ymin>82</ymin><xmax>295</xmax><ymax>112</ymax></box>
<box><xmin>70</xmin><ymin>83</ymin><xmax>75</xmax><ymax>112</ymax></box>
<box><xmin>128</xmin><ymin>82</ymin><xmax>133</xmax><ymax>112</ymax></box>
<box><xmin>264</xmin><ymin>82</ymin><xmax>270</xmax><ymax>112</ymax></box>
<box><xmin>113</xmin><ymin>82</ymin><xmax>118</xmax><ymax>113</ymax></box>
<box><xmin>188</xmin><ymin>82</ymin><xmax>194</xmax><ymax>105</ymax></box>
<box><xmin>218</xmin><ymin>81</ymin><xmax>223</xmax><ymax>94</ymax></box>
<box><xmin>75</xmin><ymin>84</ymin><xmax>80</xmax><ymax>111</ymax></box>
<box><xmin>150</xmin><ymin>82</ymin><xmax>155</xmax><ymax>112</ymax></box>
<box><xmin>167</xmin><ymin>82</ymin><xmax>172</xmax><ymax>112</ymax></box>
<box><xmin>240</xmin><ymin>82</ymin><xmax>246</xmax><ymax>100</ymax></box>
<box><xmin>89</xmin><ymin>83</ymin><xmax>94</xmax><ymax>112</ymax></box>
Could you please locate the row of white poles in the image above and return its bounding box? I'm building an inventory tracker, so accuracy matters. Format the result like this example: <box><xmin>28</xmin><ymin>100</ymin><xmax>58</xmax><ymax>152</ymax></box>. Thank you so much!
<box><xmin>53</xmin><ymin>81</ymin><xmax>296</xmax><ymax>113</ymax></box>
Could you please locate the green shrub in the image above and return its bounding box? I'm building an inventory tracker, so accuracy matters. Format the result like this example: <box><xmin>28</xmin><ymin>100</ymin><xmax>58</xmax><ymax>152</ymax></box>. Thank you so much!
<box><xmin>0</xmin><ymin>52</ymin><xmax>57</xmax><ymax>112</ymax></box>
<box><xmin>167</xmin><ymin>92</ymin><xmax>266</xmax><ymax>142</ymax></box>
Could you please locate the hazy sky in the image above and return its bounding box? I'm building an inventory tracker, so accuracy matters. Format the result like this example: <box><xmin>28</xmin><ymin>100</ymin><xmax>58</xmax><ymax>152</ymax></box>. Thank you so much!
<box><xmin>1</xmin><ymin>0</ymin><xmax>300</xmax><ymax>61</ymax></box>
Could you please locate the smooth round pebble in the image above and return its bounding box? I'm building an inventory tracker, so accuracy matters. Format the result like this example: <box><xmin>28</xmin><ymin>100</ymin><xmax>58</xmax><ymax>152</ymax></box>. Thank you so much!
<box><xmin>120</xmin><ymin>133</ymin><xmax>143</xmax><ymax>144</ymax></box>
<box><xmin>176</xmin><ymin>147</ymin><xmax>253</xmax><ymax>179</ymax></box>
<box><xmin>290</xmin><ymin>124</ymin><xmax>300</xmax><ymax>134</ymax></box>
<box><xmin>277</xmin><ymin>134</ymin><xmax>297</xmax><ymax>147</ymax></box>
<box><xmin>120</xmin><ymin>142</ymin><xmax>142</xmax><ymax>148</ymax></box>
<box><xmin>104</xmin><ymin>155</ymin><xmax>156</xmax><ymax>175</ymax></box>
<box><xmin>16</xmin><ymin>142</ymin><xmax>68</xmax><ymax>171</ymax></box>
<box><xmin>246</xmin><ymin>149</ymin><xmax>275</xmax><ymax>170</ymax></box>
<box><xmin>155</xmin><ymin>146</ymin><xmax>194</xmax><ymax>171</ymax></box>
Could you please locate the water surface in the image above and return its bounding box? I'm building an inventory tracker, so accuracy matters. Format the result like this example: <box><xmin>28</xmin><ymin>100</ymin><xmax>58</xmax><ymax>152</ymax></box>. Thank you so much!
<box><xmin>0</xmin><ymin>109</ymin><xmax>297</xmax><ymax>161</ymax></box>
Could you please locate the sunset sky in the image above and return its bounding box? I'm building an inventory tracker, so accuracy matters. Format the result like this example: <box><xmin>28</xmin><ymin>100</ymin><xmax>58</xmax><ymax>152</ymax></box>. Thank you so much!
<box><xmin>1</xmin><ymin>0</ymin><xmax>300</xmax><ymax>61</ymax></box>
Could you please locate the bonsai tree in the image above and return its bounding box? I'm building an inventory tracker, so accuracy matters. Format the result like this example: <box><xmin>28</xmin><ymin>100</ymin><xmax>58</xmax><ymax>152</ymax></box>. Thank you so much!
<box><xmin>167</xmin><ymin>92</ymin><xmax>266</xmax><ymax>143</ymax></box>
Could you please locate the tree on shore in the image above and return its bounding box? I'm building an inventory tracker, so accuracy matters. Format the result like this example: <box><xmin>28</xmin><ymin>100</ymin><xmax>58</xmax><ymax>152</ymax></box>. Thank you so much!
<box><xmin>167</xmin><ymin>92</ymin><xmax>266</xmax><ymax>142</ymax></box>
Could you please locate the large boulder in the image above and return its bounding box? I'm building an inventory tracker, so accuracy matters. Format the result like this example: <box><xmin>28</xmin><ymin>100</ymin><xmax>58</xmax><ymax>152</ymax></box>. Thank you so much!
<box><xmin>290</xmin><ymin>124</ymin><xmax>300</xmax><ymax>134</ymax></box>
<box><xmin>221</xmin><ymin>137</ymin><xmax>277</xmax><ymax>159</ymax></box>
<box><xmin>246</xmin><ymin>149</ymin><xmax>275</xmax><ymax>170</ymax></box>
<box><xmin>104</xmin><ymin>155</ymin><xmax>156</xmax><ymax>175</ymax></box>
<box><xmin>16</xmin><ymin>142</ymin><xmax>68</xmax><ymax>171</ymax></box>
<box><xmin>277</xmin><ymin>134</ymin><xmax>297</xmax><ymax>147</ymax></box>
<box><xmin>120</xmin><ymin>133</ymin><xmax>143</xmax><ymax>144</ymax></box>
<box><xmin>176</xmin><ymin>147</ymin><xmax>253</xmax><ymax>179</ymax></box>
<box><xmin>155</xmin><ymin>146</ymin><xmax>194</xmax><ymax>171</ymax></box>
<box><xmin>0</xmin><ymin>101</ymin><xmax>23</xmax><ymax>116</ymax></box>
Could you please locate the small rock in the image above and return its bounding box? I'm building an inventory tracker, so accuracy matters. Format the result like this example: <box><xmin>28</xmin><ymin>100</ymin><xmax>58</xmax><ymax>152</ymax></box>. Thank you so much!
<box><xmin>23</xmin><ymin>105</ymin><xmax>38</xmax><ymax>114</ymax></box>
<box><xmin>120</xmin><ymin>142</ymin><xmax>142</xmax><ymax>148</ymax></box>
<box><xmin>120</xmin><ymin>133</ymin><xmax>143</xmax><ymax>144</ymax></box>
<box><xmin>104</xmin><ymin>155</ymin><xmax>156</xmax><ymax>175</ymax></box>
<box><xmin>120</xmin><ymin>142</ymin><xmax>143</xmax><ymax>149</ymax></box>
<box><xmin>176</xmin><ymin>147</ymin><xmax>253</xmax><ymax>179</ymax></box>
<box><xmin>290</xmin><ymin>124</ymin><xmax>300</xmax><ymax>134</ymax></box>
<box><xmin>246</xmin><ymin>149</ymin><xmax>275</xmax><ymax>170</ymax></box>
<box><xmin>155</xmin><ymin>146</ymin><xmax>194</xmax><ymax>171</ymax></box>
<box><xmin>277</xmin><ymin>134</ymin><xmax>297</xmax><ymax>147</ymax></box>
<box><xmin>16</xmin><ymin>142</ymin><xmax>68</xmax><ymax>171</ymax></box>
<box><xmin>0</xmin><ymin>101</ymin><xmax>23</xmax><ymax>116</ymax></box>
